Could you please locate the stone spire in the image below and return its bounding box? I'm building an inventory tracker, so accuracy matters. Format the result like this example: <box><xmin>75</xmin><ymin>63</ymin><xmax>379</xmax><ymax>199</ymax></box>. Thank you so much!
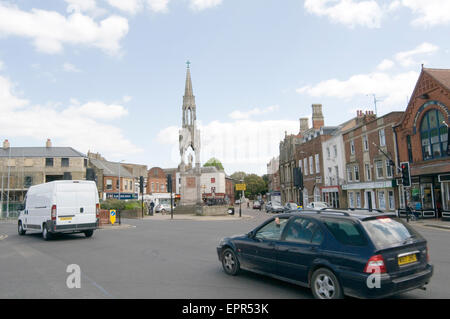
<box><xmin>182</xmin><ymin>61</ymin><xmax>196</xmax><ymax>128</ymax></box>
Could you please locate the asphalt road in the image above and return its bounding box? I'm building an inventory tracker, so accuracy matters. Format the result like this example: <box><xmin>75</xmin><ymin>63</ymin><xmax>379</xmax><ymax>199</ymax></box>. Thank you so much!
<box><xmin>0</xmin><ymin>207</ymin><xmax>449</xmax><ymax>299</ymax></box>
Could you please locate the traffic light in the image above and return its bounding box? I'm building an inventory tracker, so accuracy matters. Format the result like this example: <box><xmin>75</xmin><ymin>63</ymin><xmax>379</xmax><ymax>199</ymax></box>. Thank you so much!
<box><xmin>401</xmin><ymin>162</ymin><xmax>411</xmax><ymax>187</ymax></box>
<box><xmin>139</xmin><ymin>176</ymin><xmax>144</xmax><ymax>194</ymax></box>
<box><xmin>166</xmin><ymin>174</ymin><xmax>173</xmax><ymax>193</ymax></box>
<box><xmin>293</xmin><ymin>167</ymin><xmax>304</xmax><ymax>189</ymax></box>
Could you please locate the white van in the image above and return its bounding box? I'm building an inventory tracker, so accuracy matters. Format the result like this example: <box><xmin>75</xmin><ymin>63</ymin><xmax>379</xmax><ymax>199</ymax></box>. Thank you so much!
<box><xmin>18</xmin><ymin>180</ymin><xmax>99</xmax><ymax>240</ymax></box>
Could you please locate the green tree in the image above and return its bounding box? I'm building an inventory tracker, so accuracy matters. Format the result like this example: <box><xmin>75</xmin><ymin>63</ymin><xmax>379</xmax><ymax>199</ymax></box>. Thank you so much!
<box><xmin>203</xmin><ymin>157</ymin><xmax>224</xmax><ymax>171</ymax></box>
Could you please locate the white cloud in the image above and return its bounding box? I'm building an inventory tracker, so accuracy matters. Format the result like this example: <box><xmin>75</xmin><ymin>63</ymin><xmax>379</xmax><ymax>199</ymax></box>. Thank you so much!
<box><xmin>106</xmin><ymin>0</ymin><xmax>143</xmax><ymax>15</ymax></box>
<box><xmin>0</xmin><ymin>60</ymin><xmax>3</xmax><ymax>71</ymax></box>
<box><xmin>0</xmin><ymin>3</ymin><xmax>129</xmax><ymax>55</ymax></box>
<box><xmin>297</xmin><ymin>71</ymin><xmax>418</xmax><ymax>113</ymax></box>
<box><xmin>157</xmin><ymin>119</ymin><xmax>299</xmax><ymax>174</ymax></box>
<box><xmin>65</xmin><ymin>0</ymin><xmax>97</xmax><ymax>12</ymax></box>
<box><xmin>304</xmin><ymin>0</ymin><xmax>383</xmax><ymax>28</ymax></box>
<box><xmin>0</xmin><ymin>71</ymin><xmax>141</xmax><ymax>158</ymax></box>
<box><xmin>63</xmin><ymin>62</ymin><xmax>81</xmax><ymax>72</ymax></box>
<box><xmin>376</xmin><ymin>59</ymin><xmax>395</xmax><ymax>71</ymax></box>
<box><xmin>147</xmin><ymin>0</ymin><xmax>170</xmax><ymax>12</ymax></box>
<box><xmin>399</xmin><ymin>0</ymin><xmax>450</xmax><ymax>27</ymax></box>
<box><xmin>228</xmin><ymin>105</ymin><xmax>279</xmax><ymax>120</ymax></box>
<box><xmin>394</xmin><ymin>42</ymin><xmax>439</xmax><ymax>67</ymax></box>
<box><xmin>64</xmin><ymin>101</ymin><xmax>129</xmax><ymax>120</ymax></box>
<box><xmin>190</xmin><ymin>0</ymin><xmax>223</xmax><ymax>11</ymax></box>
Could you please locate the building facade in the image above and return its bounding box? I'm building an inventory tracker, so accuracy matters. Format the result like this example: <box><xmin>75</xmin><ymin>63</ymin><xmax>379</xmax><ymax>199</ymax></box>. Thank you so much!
<box><xmin>342</xmin><ymin>111</ymin><xmax>403</xmax><ymax>212</ymax></box>
<box><xmin>394</xmin><ymin>67</ymin><xmax>450</xmax><ymax>219</ymax></box>
<box><xmin>88</xmin><ymin>156</ymin><xmax>135</xmax><ymax>200</ymax></box>
<box><xmin>0</xmin><ymin>139</ymin><xmax>87</xmax><ymax>214</ymax></box>
<box><xmin>295</xmin><ymin>105</ymin><xmax>336</xmax><ymax>207</ymax></box>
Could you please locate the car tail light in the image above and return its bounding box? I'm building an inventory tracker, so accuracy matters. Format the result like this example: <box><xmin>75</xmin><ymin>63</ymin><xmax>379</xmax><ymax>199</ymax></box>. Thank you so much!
<box><xmin>426</xmin><ymin>246</ymin><xmax>430</xmax><ymax>263</ymax></box>
<box><xmin>51</xmin><ymin>205</ymin><xmax>57</xmax><ymax>221</ymax></box>
<box><xmin>364</xmin><ymin>255</ymin><xmax>386</xmax><ymax>274</ymax></box>
<box><xmin>96</xmin><ymin>203</ymin><xmax>100</xmax><ymax>219</ymax></box>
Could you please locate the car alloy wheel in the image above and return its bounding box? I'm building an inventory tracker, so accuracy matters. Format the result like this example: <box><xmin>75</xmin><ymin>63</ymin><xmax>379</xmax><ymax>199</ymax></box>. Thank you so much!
<box><xmin>311</xmin><ymin>268</ymin><xmax>343</xmax><ymax>299</ymax></box>
<box><xmin>222</xmin><ymin>248</ymin><xmax>240</xmax><ymax>276</ymax></box>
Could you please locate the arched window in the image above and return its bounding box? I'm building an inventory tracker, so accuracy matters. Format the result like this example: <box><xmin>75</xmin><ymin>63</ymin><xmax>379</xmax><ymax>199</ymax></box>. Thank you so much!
<box><xmin>420</xmin><ymin>109</ymin><xmax>448</xmax><ymax>160</ymax></box>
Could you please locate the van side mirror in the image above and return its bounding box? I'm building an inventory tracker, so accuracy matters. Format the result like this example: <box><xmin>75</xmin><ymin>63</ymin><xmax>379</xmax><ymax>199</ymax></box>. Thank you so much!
<box><xmin>247</xmin><ymin>231</ymin><xmax>254</xmax><ymax>238</ymax></box>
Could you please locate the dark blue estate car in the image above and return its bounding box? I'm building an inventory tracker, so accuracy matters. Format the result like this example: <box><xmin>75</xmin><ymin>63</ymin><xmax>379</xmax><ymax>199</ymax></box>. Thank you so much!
<box><xmin>217</xmin><ymin>210</ymin><xmax>433</xmax><ymax>299</ymax></box>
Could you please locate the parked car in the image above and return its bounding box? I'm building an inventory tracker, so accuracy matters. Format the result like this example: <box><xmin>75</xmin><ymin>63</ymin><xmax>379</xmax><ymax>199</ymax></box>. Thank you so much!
<box><xmin>252</xmin><ymin>200</ymin><xmax>262</xmax><ymax>209</ymax></box>
<box><xmin>283</xmin><ymin>202</ymin><xmax>299</xmax><ymax>212</ymax></box>
<box><xmin>306</xmin><ymin>202</ymin><xmax>330</xmax><ymax>210</ymax></box>
<box><xmin>269</xmin><ymin>202</ymin><xmax>284</xmax><ymax>214</ymax></box>
<box><xmin>17</xmin><ymin>180</ymin><xmax>99</xmax><ymax>240</ymax></box>
<box><xmin>217</xmin><ymin>209</ymin><xmax>433</xmax><ymax>299</ymax></box>
<box><xmin>155</xmin><ymin>203</ymin><xmax>171</xmax><ymax>214</ymax></box>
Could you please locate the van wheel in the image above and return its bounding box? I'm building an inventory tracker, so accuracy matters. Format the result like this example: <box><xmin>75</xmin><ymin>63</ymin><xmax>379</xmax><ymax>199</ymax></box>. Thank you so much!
<box><xmin>18</xmin><ymin>222</ymin><xmax>26</xmax><ymax>236</ymax></box>
<box><xmin>84</xmin><ymin>230</ymin><xmax>94</xmax><ymax>238</ymax></box>
<box><xmin>311</xmin><ymin>268</ymin><xmax>343</xmax><ymax>299</ymax></box>
<box><xmin>42</xmin><ymin>224</ymin><xmax>52</xmax><ymax>241</ymax></box>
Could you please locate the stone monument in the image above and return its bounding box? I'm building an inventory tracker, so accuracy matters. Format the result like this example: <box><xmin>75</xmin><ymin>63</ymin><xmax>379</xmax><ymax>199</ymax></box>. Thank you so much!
<box><xmin>176</xmin><ymin>61</ymin><xmax>203</xmax><ymax>214</ymax></box>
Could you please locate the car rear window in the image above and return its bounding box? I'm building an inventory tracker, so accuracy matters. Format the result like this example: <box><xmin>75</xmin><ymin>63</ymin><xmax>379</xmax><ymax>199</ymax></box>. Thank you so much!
<box><xmin>323</xmin><ymin>219</ymin><xmax>368</xmax><ymax>246</ymax></box>
<box><xmin>362</xmin><ymin>217</ymin><xmax>423</xmax><ymax>250</ymax></box>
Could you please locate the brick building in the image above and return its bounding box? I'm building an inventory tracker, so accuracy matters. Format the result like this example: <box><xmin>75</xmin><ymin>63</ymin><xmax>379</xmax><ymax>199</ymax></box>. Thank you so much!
<box><xmin>147</xmin><ymin>167</ymin><xmax>169</xmax><ymax>194</ymax></box>
<box><xmin>342</xmin><ymin>111</ymin><xmax>403</xmax><ymax>212</ymax></box>
<box><xmin>393</xmin><ymin>67</ymin><xmax>450</xmax><ymax>219</ymax></box>
<box><xmin>88</xmin><ymin>155</ymin><xmax>135</xmax><ymax>200</ymax></box>
<box><xmin>295</xmin><ymin>105</ymin><xmax>337</xmax><ymax>207</ymax></box>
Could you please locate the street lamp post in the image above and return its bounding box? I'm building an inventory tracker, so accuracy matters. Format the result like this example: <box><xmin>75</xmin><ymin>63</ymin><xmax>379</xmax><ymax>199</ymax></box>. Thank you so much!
<box><xmin>118</xmin><ymin>160</ymin><xmax>125</xmax><ymax>225</ymax></box>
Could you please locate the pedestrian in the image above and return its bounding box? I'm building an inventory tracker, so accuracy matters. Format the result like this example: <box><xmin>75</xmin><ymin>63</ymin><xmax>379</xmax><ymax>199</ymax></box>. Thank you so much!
<box><xmin>149</xmin><ymin>201</ymin><xmax>155</xmax><ymax>216</ymax></box>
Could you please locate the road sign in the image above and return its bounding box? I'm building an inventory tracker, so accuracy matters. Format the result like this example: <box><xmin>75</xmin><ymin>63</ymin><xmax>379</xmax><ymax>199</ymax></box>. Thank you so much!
<box><xmin>235</xmin><ymin>183</ymin><xmax>246</xmax><ymax>191</ymax></box>
<box><xmin>110</xmin><ymin>210</ymin><xmax>116</xmax><ymax>225</ymax></box>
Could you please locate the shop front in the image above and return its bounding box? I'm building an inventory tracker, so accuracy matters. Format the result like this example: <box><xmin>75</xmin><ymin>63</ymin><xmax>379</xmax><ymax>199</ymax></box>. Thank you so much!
<box><xmin>321</xmin><ymin>186</ymin><xmax>340</xmax><ymax>208</ymax></box>
<box><xmin>342</xmin><ymin>180</ymin><xmax>398</xmax><ymax>212</ymax></box>
<box><xmin>407</xmin><ymin>174</ymin><xmax>450</xmax><ymax>219</ymax></box>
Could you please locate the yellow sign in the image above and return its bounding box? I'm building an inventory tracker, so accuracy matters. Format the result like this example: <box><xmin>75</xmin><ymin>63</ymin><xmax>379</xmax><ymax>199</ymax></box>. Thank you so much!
<box><xmin>110</xmin><ymin>210</ymin><xmax>117</xmax><ymax>225</ymax></box>
<box><xmin>235</xmin><ymin>184</ymin><xmax>246</xmax><ymax>191</ymax></box>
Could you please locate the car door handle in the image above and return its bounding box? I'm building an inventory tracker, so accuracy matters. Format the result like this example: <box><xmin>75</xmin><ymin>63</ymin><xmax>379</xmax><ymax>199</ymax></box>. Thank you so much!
<box><xmin>310</xmin><ymin>246</ymin><xmax>318</xmax><ymax>252</ymax></box>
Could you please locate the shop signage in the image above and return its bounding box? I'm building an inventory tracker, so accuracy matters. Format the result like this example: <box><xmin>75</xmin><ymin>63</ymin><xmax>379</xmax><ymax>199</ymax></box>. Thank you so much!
<box><xmin>342</xmin><ymin>180</ymin><xmax>395</xmax><ymax>190</ymax></box>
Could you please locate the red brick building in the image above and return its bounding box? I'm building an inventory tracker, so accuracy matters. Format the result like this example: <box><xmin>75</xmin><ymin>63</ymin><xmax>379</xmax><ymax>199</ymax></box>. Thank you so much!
<box><xmin>394</xmin><ymin>67</ymin><xmax>450</xmax><ymax>219</ymax></box>
<box><xmin>147</xmin><ymin>167</ymin><xmax>168</xmax><ymax>194</ymax></box>
<box><xmin>342</xmin><ymin>111</ymin><xmax>404</xmax><ymax>212</ymax></box>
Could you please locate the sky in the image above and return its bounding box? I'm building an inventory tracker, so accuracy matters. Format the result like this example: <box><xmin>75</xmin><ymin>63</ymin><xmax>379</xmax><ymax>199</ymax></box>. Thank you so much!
<box><xmin>0</xmin><ymin>0</ymin><xmax>449</xmax><ymax>176</ymax></box>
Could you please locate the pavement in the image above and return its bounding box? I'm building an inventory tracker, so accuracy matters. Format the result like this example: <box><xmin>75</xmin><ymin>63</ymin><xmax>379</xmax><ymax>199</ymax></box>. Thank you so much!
<box><xmin>142</xmin><ymin>213</ymin><xmax>254</xmax><ymax>221</ymax></box>
<box><xmin>408</xmin><ymin>218</ymin><xmax>450</xmax><ymax>231</ymax></box>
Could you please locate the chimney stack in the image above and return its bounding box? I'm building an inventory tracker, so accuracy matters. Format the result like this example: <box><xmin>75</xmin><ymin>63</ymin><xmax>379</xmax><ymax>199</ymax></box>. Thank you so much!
<box><xmin>3</xmin><ymin>139</ymin><xmax>10</xmax><ymax>149</ymax></box>
<box><xmin>300</xmin><ymin>118</ymin><xmax>309</xmax><ymax>133</ymax></box>
<box><xmin>312</xmin><ymin>104</ymin><xmax>324</xmax><ymax>129</ymax></box>
<box><xmin>46</xmin><ymin>139</ymin><xmax>52</xmax><ymax>148</ymax></box>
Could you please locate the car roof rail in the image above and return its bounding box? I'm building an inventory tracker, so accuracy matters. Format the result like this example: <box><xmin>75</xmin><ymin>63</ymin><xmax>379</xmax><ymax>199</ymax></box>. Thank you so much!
<box><xmin>347</xmin><ymin>207</ymin><xmax>384</xmax><ymax>213</ymax></box>
<box><xmin>316</xmin><ymin>209</ymin><xmax>350</xmax><ymax>217</ymax></box>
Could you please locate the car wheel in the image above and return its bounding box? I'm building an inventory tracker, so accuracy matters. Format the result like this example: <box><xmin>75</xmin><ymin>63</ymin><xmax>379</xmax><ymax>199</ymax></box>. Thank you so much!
<box><xmin>18</xmin><ymin>221</ymin><xmax>26</xmax><ymax>236</ymax></box>
<box><xmin>221</xmin><ymin>248</ymin><xmax>240</xmax><ymax>276</ymax></box>
<box><xmin>42</xmin><ymin>223</ymin><xmax>52</xmax><ymax>241</ymax></box>
<box><xmin>311</xmin><ymin>268</ymin><xmax>343</xmax><ymax>299</ymax></box>
<box><xmin>84</xmin><ymin>230</ymin><xmax>94</xmax><ymax>238</ymax></box>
